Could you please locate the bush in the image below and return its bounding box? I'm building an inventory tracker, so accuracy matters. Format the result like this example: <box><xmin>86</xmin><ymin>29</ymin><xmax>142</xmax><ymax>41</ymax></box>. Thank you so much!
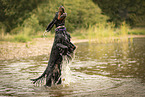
<box><xmin>13</xmin><ymin>34</ymin><xmax>31</xmax><ymax>43</ymax></box>
<box><xmin>22</xmin><ymin>14</ymin><xmax>43</xmax><ymax>35</ymax></box>
<box><xmin>33</xmin><ymin>0</ymin><xmax>108</xmax><ymax>32</ymax></box>
<box><xmin>128</xmin><ymin>28</ymin><xmax>145</xmax><ymax>35</ymax></box>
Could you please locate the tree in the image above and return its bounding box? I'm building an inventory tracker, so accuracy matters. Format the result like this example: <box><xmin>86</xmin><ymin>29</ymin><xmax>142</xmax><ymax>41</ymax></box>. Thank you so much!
<box><xmin>93</xmin><ymin>0</ymin><xmax>145</xmax><ymax>27</ymax></box>
<box><xmin>33</xmin><ymin>0</ymin><xmax>108</xmax><ymax>32</ymax></box>
<box><xmin>0</xmin><ymin>0</ymin><xmax>42</xmax><ymax>32</ymax></box>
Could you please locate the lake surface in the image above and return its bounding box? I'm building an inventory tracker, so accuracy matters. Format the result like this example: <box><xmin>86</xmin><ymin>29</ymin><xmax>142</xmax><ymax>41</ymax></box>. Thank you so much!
<box><xmin>0</xmin><ymin>38</ymin><xmax>145</xmax><ymax>96</ymax></box>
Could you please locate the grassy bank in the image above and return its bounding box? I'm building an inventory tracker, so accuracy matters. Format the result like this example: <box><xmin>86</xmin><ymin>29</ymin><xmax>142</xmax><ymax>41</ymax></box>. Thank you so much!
<box><xmin>0</xmin><ymin>29</ymin><xmax>54</xmax><ymax>43</ymax></box>
<box><xmin>128</xmin><ymin>28</ymin><xmax>145</xmax><ymax>35</ymax></box>
<box><xmin>72</xmin><ymin>22</ymin><xmax>145</xmax><ymax>43</ymax></box>
<box><xmin>0</xmin><ymin>22</ymin><xmax>145</xmax><ymax>43</ymax></box>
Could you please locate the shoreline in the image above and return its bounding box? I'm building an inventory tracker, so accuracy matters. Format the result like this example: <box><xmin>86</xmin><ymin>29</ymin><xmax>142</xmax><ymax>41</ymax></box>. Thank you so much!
<box><xmin>0</xmin><ymin>35</ymin><xmax>145</xmax><ymax>61</ymax></box>
<box><xmin>0</xmin><ymin>38</ymin><xmax>53</xmax><ymax>61</ymax></box>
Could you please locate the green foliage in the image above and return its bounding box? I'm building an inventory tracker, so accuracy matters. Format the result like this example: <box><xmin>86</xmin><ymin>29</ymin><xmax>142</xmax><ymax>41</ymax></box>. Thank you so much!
<box><xmin>13</xmin><ymin>34</ymin><xmax>31</xmax><ymax>43</ymax></box>
<box><xmin>87</xmin><ymin>22</ymin><xmax>115</xmax><ymax>43</ymax></box>
<box><xmin>87</xmin><ymin>22</ymin><xmax>129</xmax><ymax>43</ymax></box>
<box><xmin>1</xmin><ymin>0</ymin><xmax>144</xmax><ymax>43</ymax></box>
<box><xmin>31</xmin><ymin>0</ymin><xmax>108</xmax><ymax>32</ymax></box>
<box><xmin>71</xmin><ymin>27</ymin><xmax>88</xmax><ymax>39</ymax></box>
<box><xmin>119</xmin><ymin>21</ymin><xmax>128</xmax><ymax>36</ymax></box>
<box><xmin>65</xmin><ymin>0</ymin><xmax>108</xmax><ymax>31</ymax></box>
<box><xmin>5</xmin><ymin>14</ymin><xmax>43</xmax><ymax>42</ymax></box>
<box><xmin>10</xmin><ymin>25</ymin><xmax>22</xmax><ymax>34</ymax></box>
<box><xmin>0</xmin><ymin>32</ymin><xmax>31</xmax><ymax>43</ymax></box>
<box><xmin>0</xmin><ymin>24</ymin><xmax>5</xmax><ymax>40</ymax></box>
<box><xmin>0</xmin><ymin>0</ymin><xmax>42</xmax><ymax>32</ymax></box>
<box><xmin>93</xmin><ymin>0</ymin><xmax>145</xmax><ymax>27</ymax></box>
<box><xmin>128</xmin><ymin>28</ymin><xmax>145</xmax><ymax>35</ymax></box>
<box><xmin>1</xmin><ymin>0</ymin><xmax>108</xmax><ymax>35</ymax></box>
<box><xmin>22</xmin><ymin>14</ymin><xmax>43</xmax><ymax>35</ymax></box>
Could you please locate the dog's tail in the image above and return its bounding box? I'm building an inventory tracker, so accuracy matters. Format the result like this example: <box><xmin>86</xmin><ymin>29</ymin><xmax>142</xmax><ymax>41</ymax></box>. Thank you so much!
<box><xmin>30</xmin><ymin>69</ymin><xmax>47</xmax><ymax>84</ymax></box>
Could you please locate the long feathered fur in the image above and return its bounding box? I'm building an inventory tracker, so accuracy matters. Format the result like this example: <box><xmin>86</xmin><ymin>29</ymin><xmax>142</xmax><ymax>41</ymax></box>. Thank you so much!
<box><xmin>30</xmin><ymin>54</ymin><xmax>72</xmax><ymax>85</ymax></box>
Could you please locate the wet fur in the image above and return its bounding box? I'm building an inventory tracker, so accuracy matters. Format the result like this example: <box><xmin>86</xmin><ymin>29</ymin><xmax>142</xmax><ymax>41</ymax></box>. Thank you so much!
<box><xmin>30</xmin><ymin>30</ymin><xmax>76</xmax><ymax>86</ymax></box>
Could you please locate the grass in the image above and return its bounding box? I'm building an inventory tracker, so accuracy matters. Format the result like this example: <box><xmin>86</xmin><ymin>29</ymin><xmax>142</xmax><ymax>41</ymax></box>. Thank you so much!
<box><xmin>0</xmin><ymin>26</ymin><xmax>54</xmax><ymax>43</ymax></box>
<box><xmin>72</xmin><ymin>22</ymin><xmax>144</xmax><ymax>44</ymax></box>
<box><xmin>87</xmin><ymin>22</ymin><xmax>116</xmax><ymax>43</ymax></box>
<box><xmin>0</xmin><ymin>33</ymin><xmax>31</xmax><ymax>43</ymax></box>
<box><xmin>13</xmin><ymin>34</ymin><xmax>31</xmax><ymax>43</ymax></box>
<box><xmin>128</xmin><ymin>28</ymin><xmax>145</xmax><ymax>35</ymax></box>
<box><xmin>72</xmin><ymin>22</ymin><xmax>131</xmax><ymax>43</ymax></box>
<box><xmin>71</xmin><ymin>28</ymin><xmax>88</xmax><ymax>39</ymax></box>
<box><xmin>0</xmin><ymin>22</ymin><xmax>145</xmax><ymax>43</ymax></box>
<box><xmin>0</xmin><ymin>32</ymin><xmax>55</xmax><ymax>43</ymax></box>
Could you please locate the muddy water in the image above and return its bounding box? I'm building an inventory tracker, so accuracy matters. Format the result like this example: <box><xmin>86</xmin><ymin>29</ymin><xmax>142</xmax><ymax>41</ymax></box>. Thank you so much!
<box><xmin>0</xmin><ymin>38</ymin><xmax>145</xmax><ymax>96</ymax></box>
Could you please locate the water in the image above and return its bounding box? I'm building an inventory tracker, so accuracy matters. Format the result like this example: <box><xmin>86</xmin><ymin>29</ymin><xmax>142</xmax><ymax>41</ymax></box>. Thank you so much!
<box><xmin>0</xmin><ymin>38</ymin><xmax>145</xmax><ymax>96</ymax></box>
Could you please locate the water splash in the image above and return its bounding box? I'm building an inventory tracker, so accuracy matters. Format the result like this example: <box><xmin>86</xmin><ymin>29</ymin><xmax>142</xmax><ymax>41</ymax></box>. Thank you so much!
<box><xmin>61</xmin><ymin>56</ymin><xmax>73</xmax><ymax>86</ymax></box>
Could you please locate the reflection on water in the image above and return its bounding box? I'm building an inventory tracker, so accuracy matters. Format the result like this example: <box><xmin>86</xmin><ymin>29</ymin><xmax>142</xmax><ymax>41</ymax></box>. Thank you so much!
<box><xmin>75</xmin><ymin>38</ymin><xmax>145</xmax><ymax>81</ymax></box>
<box><xmin>0</xmin><ymin>38</ymin><xmax>145</xmax><ymax>96</ymax></box>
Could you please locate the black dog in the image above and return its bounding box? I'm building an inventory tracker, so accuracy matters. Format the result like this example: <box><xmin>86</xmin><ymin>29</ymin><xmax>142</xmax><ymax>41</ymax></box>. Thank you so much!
<box><xmin>30</xmin><ymin>6</ymin><xmax>76</xmax><ymax>86</ymax></box>
<box><xmin>30</xmin><ymin>29</ymin><xmax>75</xmax><ymax>86</ymax></box>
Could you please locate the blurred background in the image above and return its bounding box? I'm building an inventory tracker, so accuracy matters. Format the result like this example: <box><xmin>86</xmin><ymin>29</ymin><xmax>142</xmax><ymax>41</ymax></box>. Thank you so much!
<box><xmin>0</xmin><ymin>1</ymin><xmax>145</xmax><ymax>96</ymax></box>
<box><xmin>0</xmin><ymin>0</ymin><xmax>145</xmax><ymax>42</ymax></box>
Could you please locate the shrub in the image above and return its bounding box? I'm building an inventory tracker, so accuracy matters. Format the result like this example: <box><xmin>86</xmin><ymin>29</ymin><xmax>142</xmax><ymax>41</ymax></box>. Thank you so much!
<box><xmin>13</xmin><ymin>34</ymin><xmax>31</xmax><ymax>43</ymax></box>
